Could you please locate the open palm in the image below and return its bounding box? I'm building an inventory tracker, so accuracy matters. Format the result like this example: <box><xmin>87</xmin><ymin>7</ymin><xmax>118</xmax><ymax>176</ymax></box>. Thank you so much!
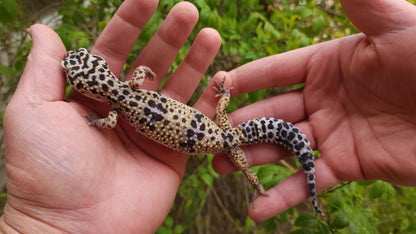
<box><xmin>210</xmin><ymin>0</ymin><xmax>416</xmax><ymax>221</ymax></box>
<box><xmin>2</xmin><ymin>1</ymin><xmax>221</xmax><ymax>233</ymax></box>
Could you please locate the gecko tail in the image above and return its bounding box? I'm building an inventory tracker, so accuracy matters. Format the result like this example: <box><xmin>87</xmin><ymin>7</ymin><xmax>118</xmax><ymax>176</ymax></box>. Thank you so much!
<box><xmin>237</xmin><ymin>117</ymin><xmax>325</xmax><ymax>216</ymax></box>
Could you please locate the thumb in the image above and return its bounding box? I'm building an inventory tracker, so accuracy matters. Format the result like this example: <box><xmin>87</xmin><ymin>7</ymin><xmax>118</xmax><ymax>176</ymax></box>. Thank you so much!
<box><xmin>341</xmin><ymin>0</ymin><xmax>416</xmax><ymax>36</ymax></box>
<box><xmin>14</xmin><ymin>24</ymin><xmax>66</xmax><ymax>104</ymax></box>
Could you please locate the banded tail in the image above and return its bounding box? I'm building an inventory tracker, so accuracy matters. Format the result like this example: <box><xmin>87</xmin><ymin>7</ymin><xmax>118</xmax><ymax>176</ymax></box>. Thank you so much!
<box><xmin>237</xmin><ymin>117</ymin><xmax>325</xmax><ymax>216</ymax></box>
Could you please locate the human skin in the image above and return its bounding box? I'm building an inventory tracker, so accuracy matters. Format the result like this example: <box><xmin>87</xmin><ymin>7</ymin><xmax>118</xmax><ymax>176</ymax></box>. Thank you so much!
<box><xmin>1</xmin><ymin>0</ymin><xmax>221</xmax><ymax>233</ymax></box>
<box><xmin>208</xmin><ymin>0</ymin><xmax>416</xmax><ymax>221</ymax></box>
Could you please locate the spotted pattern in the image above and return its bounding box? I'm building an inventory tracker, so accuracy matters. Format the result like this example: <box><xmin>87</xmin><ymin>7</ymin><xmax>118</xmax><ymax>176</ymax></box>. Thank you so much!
<box><xmin>237</xmin><ymin>117</ymin><xmax>322</xmax><ymax>215</ymax></box>
<box><xmin>61</xmin><ymin>48</ymin><xmax>324</xmax><ymax>216</ymax></box>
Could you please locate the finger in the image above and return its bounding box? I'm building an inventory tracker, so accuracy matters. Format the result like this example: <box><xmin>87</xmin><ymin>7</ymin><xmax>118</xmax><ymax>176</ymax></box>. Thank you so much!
<box><xmin>212</xmin><ymin>144</ymin><xmax>292</xmax><ymax>175</ymax></box>
<box><xmin>126</xmin><ymin>2</ymin><xmax>199</xmax><ymax>90</ymax></box>
<box><xmin>340</xmin><ymin>0</ymin><xmax>416</xmax><ymax>36</ymax></box>
<box><xmin>226</xmin><ymin>43</ymin><xmax>325</xmax><ymax>95</ymax></box>
<box><xmin>92</xmin><ymin>0</ymin><xmax>158</xmax><ymax>76</ymax></box>
<box><xmin>160</xmin><ymin>28</ymin><xmax>221</xmax><ymax>103</ymax></box>
<box><xmin>13</xmin><ymin>24</ymin><xmax>66</xmax><ymax>104</ymax></box>
<box><xmin>248</xmin><ymin>159</ymin><xmax>338</xmax><ymax>221</ymax></box>
<box><xmin>226</xmin><ymin>90</ymin><xmax>307</xmax><ymax>126</ymax></box>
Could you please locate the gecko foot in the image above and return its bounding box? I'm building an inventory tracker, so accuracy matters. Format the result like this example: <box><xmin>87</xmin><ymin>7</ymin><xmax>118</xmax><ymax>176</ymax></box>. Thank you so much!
<box><xmin>84</xmin><ymin>110</ymin><xmax>117</xmax><ymax>129</ymax></box>
<box><xmin>130</xmin><ymin>65</ymin><xmax>156</xmax><ymax>90</ymax></box>
<box><xmin>251</xmin><ymin>184</ymin><xmax>269</xmax><ymax>208</ymax></box>
<box><xmin>213</xmin><ymin>76</ymin><xmax>232</xmax><ymax>98</ymax></box>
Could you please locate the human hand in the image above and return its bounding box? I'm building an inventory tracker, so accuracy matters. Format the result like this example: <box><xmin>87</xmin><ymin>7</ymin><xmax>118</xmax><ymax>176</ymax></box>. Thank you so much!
<box><xmin>1</xmin><ymin>0</ymin><xmax>221</xmax><ymax>233</ymax></box>
<box><xmin>209</xmin><ymin>0</ymin><xmax>416</xmax><ymax>221</ymax></box>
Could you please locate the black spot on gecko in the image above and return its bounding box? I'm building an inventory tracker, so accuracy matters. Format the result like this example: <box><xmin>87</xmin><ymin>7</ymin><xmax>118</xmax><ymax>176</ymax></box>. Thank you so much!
<box><xmin>151</xmin><ymin>113</ymin><xmax>164</xmax><ymax>121</ymax></box>
<box><xmin>129</xmin><ymin>101</ymin><xmax>138</xmax><ymax>107</ymax></box>
<box><xmin>308</xmin><ymin>183</ymin><xmax>315</xmax><ymax>191</ymax></box>
<box><xmin>187</xmin><ymin>129</ymin><xmax>194</xmax><ymax>137</ymax></box>
<box><xmin>87</xmin><ymin>81</ymin><xmax>99</xmax><ymax>86</ymax></box>
<box><xmin>294</xmin><ymin>142</ymin><xmax>305</xmax><ymax>151</ymax></box>
<box><xmin>144</xmin><ymin>108</ymin><xmax>151</xmax><ymax>116</ymax></box>
<box><xmin>280</xmin><ymin>130</ymin><xmax>287</xmax><ymax>138</ymax></box>
<box><xmin>102</xmin><ymin>84</ymin><xmax>109</xmax><ymax>92</ymax></box>
<box><xmin>157</xmin><ymin>103</ymin><xmax>167</xmax><ymax>114</ymax></box>
<box><xmin>187</xmin><ymin>140</ymin><xmax>195</xmax><ymax>147</ymax></box>
<box><xmin>287</xmin><ymin>132</ymin><xmax>296</xmax><ymax>141</ymax></box>
<box><xmin>118</xmin><ymin>95</ymin><xmax>125</xmax><ymax>101</ymax></box>
<box><xmin>199</xmin><ymin>123</ymin><xmax>206</xmax><ymax>131</ymax></box>
<box><xmin>197</xmin><ymin>133</ymin><xmax>204</xmax><ymax>140</ymax></box>
<box><xmin>148</xmin><ymin>100</ymin><xmax>156</xmax><ymax>107</ymax></box>
<box><xmin>76</xmin><ymin>82</ymin><xmax>84</xmax><ymax>89</ymax></box>
<box><xmin>191</xmin><ymin>120</ymin><xmax>197</xmax><ymax>128</ymax></box>
<box><xmin>195</xmin><ymin>114</ymin><xmax>204</xmax><ymax>122</ymax></box>
<box><xmin>107</xmin><ymin>79</ymin><xmax>114</xmax><ymax>87</ymax></box>
<box><xmin>282</xmin><ymin>122</ymin><xmax>289</xmax><ymax>129</ymax></box>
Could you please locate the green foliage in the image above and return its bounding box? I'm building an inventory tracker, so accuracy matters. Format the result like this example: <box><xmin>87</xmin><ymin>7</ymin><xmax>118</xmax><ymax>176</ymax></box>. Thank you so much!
<box><xmin>0</xmin><ymin>0</ymin><xmax>32</xmax><ymax>91</ymax></box>
<box><xmin>56</xmin><ymin>0</ymin><xmax>123</xmax><ymax>50</ymax></box>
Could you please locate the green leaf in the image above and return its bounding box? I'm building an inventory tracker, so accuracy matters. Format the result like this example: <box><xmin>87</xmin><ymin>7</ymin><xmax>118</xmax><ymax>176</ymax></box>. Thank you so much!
<box><xmin>369</xmin><ymin>180</ymin><xmax>387</xmax><ymax>199</ymax></box>
<box><xmin>331</xmin><ymin>210</ymin><xmax>349</xmax><ymax>229</ymax></box>
<box><xmin>164</xmin><ymin>215</ymin><xmax>174</xmax><ymax>228</ymax></box>
<box><xmin>317</xmin><ymin>220</ymin><xmax>331</xmax><ymax>234</ymax></box>
<box><xmin>77</xmin><ymin>38</ymin><xmax>90</xmax><ymax>49</ymax></box>
<box><xmin>0</xmin><ymin>65</ymin><xmax>16</xmax><ymax>77</ymax></box>
<box><xmin>173</xmin><ymin>225</ymin><xmax>186</xmax><ymax>234</ymax></box>
<box><xmin>264</xmin><ymin>217</ymin><xmax>278</xmax><ymax>232</ymax></box>
<box><xmin>312</xmin><ymin>15</ymin><xmax>326</xmax><ymax>33</ymax></box>
<box><xmin>289</xmin><ymin>228</ymin><xmax>311</xmax><ymax>234</ymax></box>
<box><xmin>0</xmin><ymin>0</ymin><xmax>19</xmax><ymax>23</ymax></box>
<box><xmin>200</xmin><ymin>172</ymin><xmax>213</xmax><ymax>187</ymax></box>
<box><xmin>294</xmin><ymin>213</ymin><xmax>317</xmax><ymax>228</ymax></box>
<box><xmin>156</xmin><ymin>226</ymin><xmax>172</xmax><ymax>234</ymax></box>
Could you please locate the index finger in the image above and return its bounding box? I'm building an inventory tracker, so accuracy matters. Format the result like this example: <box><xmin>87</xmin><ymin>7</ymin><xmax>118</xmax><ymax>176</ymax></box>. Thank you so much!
<box><xmin>228</xmin><ymin>42</ymin><xmax>323</xmax><ymax>95</ymax></box>
<box><xmin>92</xmin><ymin>0</ymin><xmax>158</xmax><ymax>76</ymax></box>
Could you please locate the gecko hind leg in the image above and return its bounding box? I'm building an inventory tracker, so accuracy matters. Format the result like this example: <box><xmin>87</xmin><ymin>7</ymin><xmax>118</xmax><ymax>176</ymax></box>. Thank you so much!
<box><xmin>85</xmin><ymin>110</ymin><xmax>118</xmax><ymax>129</ymax></box>
<box><xmin>230</xmin><ymin>147</ymin><xmax>268</xmax><ymax>207</ymax></box>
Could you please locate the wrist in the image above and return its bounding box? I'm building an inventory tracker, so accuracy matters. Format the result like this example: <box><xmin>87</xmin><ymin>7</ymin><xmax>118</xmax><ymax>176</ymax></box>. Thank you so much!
<box><xmin>0</xmin><ymin>203</ymin><xmax>62</xmax><ymax>233</ymax></box>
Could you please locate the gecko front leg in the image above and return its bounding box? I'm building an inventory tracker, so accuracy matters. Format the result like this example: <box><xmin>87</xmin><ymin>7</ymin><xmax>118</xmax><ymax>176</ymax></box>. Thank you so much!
<box><xmin>213</xmin><ymin>77</ymin><xmax>233</xmax><ymax>130</ymax></box>
<box><xmin>129</xmin><ymin>65</ymin><xmax>156</xmax><ymax>90</ymax></box>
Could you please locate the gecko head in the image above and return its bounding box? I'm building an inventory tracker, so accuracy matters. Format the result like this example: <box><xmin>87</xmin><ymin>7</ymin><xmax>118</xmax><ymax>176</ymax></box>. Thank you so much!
<box><xmin>62</xmin><ymin>48</ymin><xmax>117</xmax><ymax>102</ymax></box>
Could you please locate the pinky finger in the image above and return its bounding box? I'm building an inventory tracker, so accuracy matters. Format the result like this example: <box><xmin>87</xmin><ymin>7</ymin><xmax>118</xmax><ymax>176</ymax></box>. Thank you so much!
<box><xmin>248</xmin><ymin>159</ymin><xmax>338</xmax><ymax>222</ymax></box>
